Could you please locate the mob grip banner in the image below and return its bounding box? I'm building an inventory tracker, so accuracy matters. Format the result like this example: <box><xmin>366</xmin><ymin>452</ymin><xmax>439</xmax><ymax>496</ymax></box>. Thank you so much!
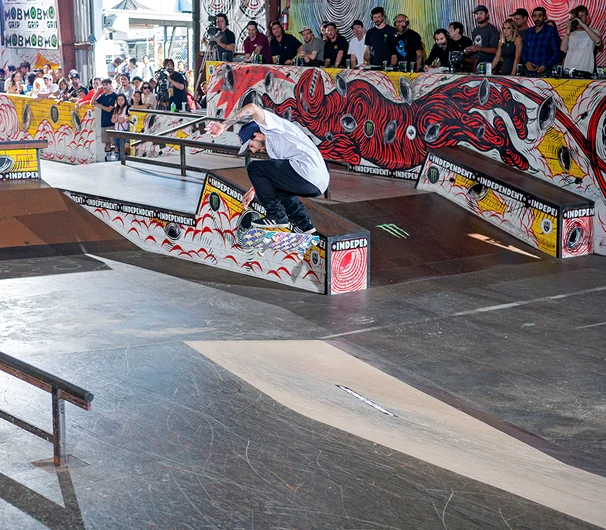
<box><xmin>2</xmin><ymin>0</ymin><xmax>58</xmax><ymax>49</ymax></box>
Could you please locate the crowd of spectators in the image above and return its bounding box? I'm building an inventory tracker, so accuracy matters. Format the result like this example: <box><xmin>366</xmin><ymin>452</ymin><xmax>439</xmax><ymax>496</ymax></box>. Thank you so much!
<box><xmin>217</xmin><ymin>4</ymin><xmax>603</xmax><ymax>76</ymax></box>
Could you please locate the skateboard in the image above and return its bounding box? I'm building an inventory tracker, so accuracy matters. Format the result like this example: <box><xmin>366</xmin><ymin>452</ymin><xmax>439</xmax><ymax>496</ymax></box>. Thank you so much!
<box><xmin>239</xmin><ymin>228</ymin><xmax>320</xmax><ymax>258</ymax></box>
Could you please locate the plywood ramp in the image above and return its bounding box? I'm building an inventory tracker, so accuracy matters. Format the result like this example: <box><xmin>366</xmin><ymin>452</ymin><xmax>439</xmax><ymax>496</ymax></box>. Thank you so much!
<box><xmin>187</xmin><ymin>340</ymin><xmax>606</xmax><ymax>529</ymax></box>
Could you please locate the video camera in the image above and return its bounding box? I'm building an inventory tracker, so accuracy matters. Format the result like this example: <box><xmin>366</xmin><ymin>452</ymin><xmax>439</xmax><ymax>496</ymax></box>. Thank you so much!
<box><xmin>207</xmin><ymin>15</ymin><xmax>218</xmax><ymax>42</ymax></box>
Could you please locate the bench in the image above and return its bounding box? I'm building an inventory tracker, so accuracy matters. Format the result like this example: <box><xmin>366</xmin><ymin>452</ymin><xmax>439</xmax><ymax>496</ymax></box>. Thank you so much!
<box><xmin>417</xmin><ymin>147</ymin><xmax>595</xmax><ymax>258</ymax></box>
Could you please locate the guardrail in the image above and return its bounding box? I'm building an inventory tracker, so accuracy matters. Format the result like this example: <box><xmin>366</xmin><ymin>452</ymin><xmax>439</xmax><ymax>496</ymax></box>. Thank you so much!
<box><xmin>0</xmin><ymin>350</ymin><xmax>93</xmax><ymax>466</ymax></box>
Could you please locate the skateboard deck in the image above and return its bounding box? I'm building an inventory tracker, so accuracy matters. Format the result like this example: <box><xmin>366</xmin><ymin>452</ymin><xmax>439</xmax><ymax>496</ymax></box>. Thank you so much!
<box><xmin>239</xmin><ymin>228</ymin><xmax>320</xmax><ymax>258</ymax></box>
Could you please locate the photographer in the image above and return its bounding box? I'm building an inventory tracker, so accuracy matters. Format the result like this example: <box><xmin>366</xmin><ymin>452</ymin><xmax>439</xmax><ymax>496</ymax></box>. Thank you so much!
<box><xmin>206</xmin><ymin>13</ymin><xmax>236</xmax><ymax>62</ymax></box>
<box><xmin>162</xmin><ymin>58</ymin><xmax>187</xmax><ymax>111</ymax></box>
<box><xmin>562</xmin><ymin>6</ymin><xmax>602</xmax><ymax>73</ymax></box>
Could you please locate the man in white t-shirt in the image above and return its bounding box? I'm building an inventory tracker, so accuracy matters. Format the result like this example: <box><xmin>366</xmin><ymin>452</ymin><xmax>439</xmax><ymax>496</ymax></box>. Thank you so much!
<box><xmin>205</xmin><ymin>104</ymin><xmax>329</xmax><ymax>234</ymax></box>
<box><xmin>348</xmin><ymin>20</ymin><xmax>366</xmax><ymax>67</ymax></box>
<box><xmin>561</xmin><ymin>5</ymin><xmax>602</xmax><ymax>73</ymax></box>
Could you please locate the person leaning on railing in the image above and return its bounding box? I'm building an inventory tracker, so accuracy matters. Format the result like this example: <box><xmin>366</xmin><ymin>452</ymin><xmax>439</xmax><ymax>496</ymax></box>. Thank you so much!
<box><xmin>561</xmin><ymin>5</ymin><xmax>603</xmax><ymax>73</ymax></box>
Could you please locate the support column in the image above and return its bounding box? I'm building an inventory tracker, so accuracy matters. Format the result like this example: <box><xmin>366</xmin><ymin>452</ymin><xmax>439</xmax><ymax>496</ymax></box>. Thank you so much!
<box><xmin>52</xmin><ymin>387</ymin><xmax>67</xmax><ymax>467</ymax></box>
<box><xmin>56</xmin><ymin>0</ymin><xmax>76</xmax><ymax>72</ymax></box>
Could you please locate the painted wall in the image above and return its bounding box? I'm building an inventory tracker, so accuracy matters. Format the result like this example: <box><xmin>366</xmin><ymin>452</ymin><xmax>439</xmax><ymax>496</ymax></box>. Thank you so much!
<box><xmin>204</xmin><ymin>63</ymin><xmax>606</xmax><ymax>255</ymax></box>
<box><xmin>288</xmin><ymin>0</ymin><xmax>606</xmax><ymax>66</ymax></box>
<box><xmin>0</xmin><ymin>95</ymin><xmax>103</xmax><ymax>163</ymax></box>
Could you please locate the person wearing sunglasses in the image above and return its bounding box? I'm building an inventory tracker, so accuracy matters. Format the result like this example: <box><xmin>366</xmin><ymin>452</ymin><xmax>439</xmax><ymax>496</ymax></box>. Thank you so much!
<box><xmin>140</xmin><ymin>83</ymin><xmax>157</xmax><ymax>109</ymax></box>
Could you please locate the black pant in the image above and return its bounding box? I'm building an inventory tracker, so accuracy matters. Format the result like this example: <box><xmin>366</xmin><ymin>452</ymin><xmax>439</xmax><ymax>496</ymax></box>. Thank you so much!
<box><xmin>247</xmin><ymin>159</ymin><xmax>321</xmax><ymax>224</ymax></box>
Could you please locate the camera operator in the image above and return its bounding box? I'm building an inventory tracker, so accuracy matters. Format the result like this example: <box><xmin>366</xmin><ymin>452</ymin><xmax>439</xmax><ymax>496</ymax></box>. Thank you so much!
<box><xmin>162</xmin><ymin>59</ymin><xmax>187</xmax><ymax>111</ymax></box>
<box><xmin>205</xmin><ymin>13</ymin><xmax>236</xmax><ymax>62</ymax></box>
<box><xmin>561</xmin><ymin>5</ymin><xmax>602</xmax><ymax>73</ymax></box>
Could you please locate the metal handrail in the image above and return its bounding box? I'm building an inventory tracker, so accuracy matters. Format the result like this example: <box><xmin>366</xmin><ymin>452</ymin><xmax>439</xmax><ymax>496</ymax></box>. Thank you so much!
<box><xmin>0</xmin><ymin>350</ymin><xmax>93</xmax><ymax>466</ymax></box>
<box><xmin>130</xmin><ymin>115</ymin><xmax>209</xmax><ymax>148</ymax></box>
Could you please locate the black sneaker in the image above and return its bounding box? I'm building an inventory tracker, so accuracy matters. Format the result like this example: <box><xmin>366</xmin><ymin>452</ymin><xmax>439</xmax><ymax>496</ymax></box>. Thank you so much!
<box><xmin>290</xmin><ymin>219</ymin><xmax>316</xmax><ymax>234</ymax></box>
<box><xmin>251</xmin><ymin>217</ymin><xmax>290</xmax><ymax>229</ymax></box>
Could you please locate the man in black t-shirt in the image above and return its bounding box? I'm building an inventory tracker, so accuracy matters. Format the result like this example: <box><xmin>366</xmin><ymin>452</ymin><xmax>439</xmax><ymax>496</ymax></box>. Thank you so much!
<box><xmin>212</xmin><ymin>13</ymin><xmax>236</xmax><ymax>61</ymax></box>
<box><xmin>93</xmin><ymin>79</ymin><xmax>118</xmax><ymax>152</ymax></box>
<box><xmin>163</xmin><ymin>59</ymin><xmax>187</xmax><ymax>110</ymax></box>
<box><xmin>270</xmin><ymin>21</ymin><xmax>302</xmax><ymax>65</ymax></box>
<box><xmin>390</xmin><ymin>14</ymin><xmax>423</xmax><ymax>71</ymax></box>
<box><xmin>323</xmin><ymin>23</ymin><xmax>349</xmax><ymax>68</ymax></box>
<box><xmin>448</xmin><ymin>21</ymin><xmax>473</xmax><ymax>51</ymax></box>
<box><xmin>364</xmin><ymin>6</ymin><xmax>397</xmax><ymax>66</ymax></box>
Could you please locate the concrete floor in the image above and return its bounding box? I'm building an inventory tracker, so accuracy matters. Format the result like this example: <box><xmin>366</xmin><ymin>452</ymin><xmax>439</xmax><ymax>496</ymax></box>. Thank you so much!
<box><xmin>0</xmin><ymin>248</ymin><xmax>605</xmax><ymax>529</ymax></box>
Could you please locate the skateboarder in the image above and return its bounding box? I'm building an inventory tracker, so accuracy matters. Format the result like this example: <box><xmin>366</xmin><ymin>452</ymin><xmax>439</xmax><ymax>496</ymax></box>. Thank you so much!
<box><xmin>204</xmin><ymin>103</ymin><xmax>329</xmax><ymax>233</ymax></box>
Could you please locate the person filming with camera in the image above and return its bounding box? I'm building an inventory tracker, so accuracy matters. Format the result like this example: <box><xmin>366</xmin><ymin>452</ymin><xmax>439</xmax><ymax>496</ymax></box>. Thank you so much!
<box><xmin>161</xmin><ymin>58</ymin><xmax>187</xmax><ymax>111</ymax></box>
<box><xmin>561</xmin><ymin>5</ymin><xmax>602</xmax><ymax>74</ymax></box>
<box><xmin>205</xmin><ymin>13</ymin><xmax>236</xmax><ymax>62</ymax></box>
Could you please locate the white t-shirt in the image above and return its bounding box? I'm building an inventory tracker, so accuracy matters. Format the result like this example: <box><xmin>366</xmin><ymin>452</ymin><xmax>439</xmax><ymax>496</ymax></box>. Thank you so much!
<box><xmin>258</xmin><ymin>111</ymin><xmax>330</xmax><ymax>193</ymax></box>
<box><xmin>348</xmin><ymin>34</ymin><xmax>366</xmax><ymax>65</ymax></box>
<box><xmin>564</xmin><ymin>28</ymin><xmax>600</xmax><ymax>72</ymax></box>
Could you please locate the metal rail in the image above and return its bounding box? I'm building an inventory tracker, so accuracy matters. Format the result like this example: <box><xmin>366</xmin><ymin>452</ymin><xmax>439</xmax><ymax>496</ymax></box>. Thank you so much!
<box><xmin>0</xmin><ymin>350</ymin><xmax>94</xmax><ymax>466</ymax></box>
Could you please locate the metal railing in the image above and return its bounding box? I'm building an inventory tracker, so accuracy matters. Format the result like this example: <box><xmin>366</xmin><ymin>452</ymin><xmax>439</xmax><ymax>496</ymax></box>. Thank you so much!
<box><xmin>0</xmin><ymin>350</ymin><xmax>94</xmax><ymax>467</ymax></box>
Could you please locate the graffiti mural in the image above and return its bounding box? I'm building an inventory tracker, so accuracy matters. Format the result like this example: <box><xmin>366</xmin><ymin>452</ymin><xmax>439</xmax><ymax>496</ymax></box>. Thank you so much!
<box><xmin>205</xmin><ymin>62</ymin><xmax>606</xmax><ymax>254</ymax></box>
<box><xmin>288</xmin><ymin>0</ymin><xmax>606</xmax><ymax>66</ymax></box>
<box><xmin>0</xmin><ymin>94</ymin><xmax>103</xmax><ymax>164</ymax></box>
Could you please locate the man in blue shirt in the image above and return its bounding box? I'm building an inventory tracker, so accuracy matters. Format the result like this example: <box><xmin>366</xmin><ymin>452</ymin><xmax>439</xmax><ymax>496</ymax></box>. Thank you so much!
<box><xmin>522</xmin><ymin>7</ymin><xmax>561</xmax><ymax>75</ymax></box>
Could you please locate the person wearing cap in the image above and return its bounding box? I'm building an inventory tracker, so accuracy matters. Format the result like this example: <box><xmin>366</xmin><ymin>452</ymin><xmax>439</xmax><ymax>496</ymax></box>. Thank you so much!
<box><xmin>465</xmin><ymin>6</ymin><xmax>500</xmax><ymax>66</ymax></box>
<box><xmin>297</xmin><ymin>26</ymin><xmax>324</xmax><ymax>66</ymax></box>
<box><xmin>323</xmin><ymin>23</ymin><xmax>349</xmax><ymax>68</ymax></box>
<box><xmin>364</xmin><ymin>6</ymin><xmax>397</xmax><ymax>66</ymax></box>
<box><xmin>67</xmin><ymin>71</ymin><xmax>87</xmax><ymax>100</ymax></box>
<box><xmin>204</xmin><ymin>103</ymin><xmax>329</xmax><ymax>233</ymax></box>
<box><xmin>34</xmin><ymin>74</ymin><xmax>59</xmax><ymax>100</ymax></box>
<box><xmin>390</xmin><ymin>14</ymin><xmax>424</xmax><ymax>71</ymax></box>
<box><xmin>348</xmin><ymin>20</ymin><xmax>366</xmax><ymax>68</ymax></box>
<box><xmin>562</xmin><ymin>5</ymin><xmax>602</xmax><ymax>74</ymax></box>
<box><xmin>510</xmin><ymin>8</ymin><xmax>530</xmax><ymax>38</ymax></box>
<box><xmin>269</xmin><ymin>21</ymin><xmax>302</xmax><ymax>65</ymax></box>
<box><xmin>521</xmin><ymin>7</ymin><xmax>561</xmax><ymax>75</ymax></box>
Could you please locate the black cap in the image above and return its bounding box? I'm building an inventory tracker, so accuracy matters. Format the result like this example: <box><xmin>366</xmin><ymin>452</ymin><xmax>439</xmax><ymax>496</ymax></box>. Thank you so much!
<box><xmin>351</xmin><ymin>19</ymin><xmax>364</xmax><ymax>28</ymax></box>
<box><xmin>510</xmin><ymin>8</ymin><xmax>529</xmax><ymax>17</ymax></box>
<box><xmin>473</xmin><ymin>5</ymin><xmax>489</xmax><ymax>13</ymax></box>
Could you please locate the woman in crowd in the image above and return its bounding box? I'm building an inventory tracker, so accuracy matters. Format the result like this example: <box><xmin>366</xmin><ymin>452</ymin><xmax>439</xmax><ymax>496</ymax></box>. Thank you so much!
<box><xmin>23</xmin><ymin>73</ymin><xmax>37</xmax><ymax>95</ymax></box>
<box><xmin>130</xmin><ymin>90</ymin><xmax>146</xmax><ymax>109</ymax></box>
<box><xmin>6</xmin><ymin>71</ymin><xmax>23</xmax><ymax>94</ymax></box>
<box><xmin>56</xmin><ymin>78</ymin><xmax>69</xmax><ymax>100</ymax></box>
<box><xmin>111</xmin><ymin>94</ymin><xmax>131</xmax><ymax>160</ymax></box>
<box><xmin>141</xmin><ymin>82</ymin><xmax>157</xmax><ymax>109</ymax></box>
<box><xmin>491</xmin><ymin>18</ymin><xmax>522</xmax><ymax>75</ymax></box>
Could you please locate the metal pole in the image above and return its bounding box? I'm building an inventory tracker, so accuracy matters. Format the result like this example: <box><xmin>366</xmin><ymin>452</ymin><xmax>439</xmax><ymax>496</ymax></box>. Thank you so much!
<box><xmin>52</xmin><ymin>387</ymin><xmax>67</xmax><ymax>467</ymax></box>
<box><xmin>192</xmin><ymin>0</ymin><xmax>201</xmax><ymax>98</ymax></box>
<box><xmin>180</xmin><ymin>145</ymin><xmax>187</xmax><ymax>176</ymax></box>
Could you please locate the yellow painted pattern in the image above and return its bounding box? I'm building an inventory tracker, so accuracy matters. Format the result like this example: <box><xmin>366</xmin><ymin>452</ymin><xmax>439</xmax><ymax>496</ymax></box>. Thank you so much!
<box><xmin>531</xmin><ymin>210</ymin><xmax>558</xmax><ymax>256</ymax></box>
<box><xmin>8</xmin><ymin>95</ymin><xmax>90</xmax><ymax>138</ymax></box>
<box><xmin>538</xmin><ymin>128</ymin><xmax>586</xmax><ymax>181</ymax></box>
<box><xmin>0</xmin><ymin>148</ymin><xmax>39</xmax><ymax>176</ymax></box>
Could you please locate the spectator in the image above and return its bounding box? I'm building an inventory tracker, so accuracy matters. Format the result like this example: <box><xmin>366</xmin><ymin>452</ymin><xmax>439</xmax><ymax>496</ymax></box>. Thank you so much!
<box><xmin>448</xmin><ymin>22</ymin><xmax>473</xmax><ymax>52</ymax></box>
<box><xmin>364</xmin><ymin>6</ymin><xmax>397</xmax><ymax>66</ymax></box>
<box><xmin>131</xmin><ymin>76</ymin><xmax>143</xmax><ymax>92</ymax></box>
<box><xmin>149</xmin><ymin>78</ymin><xmax>157</xmax><ymax>92</ymax></box>
<box><xmin>140</xmin><ymin>56</ymin><xmax>154</xmax><ymax>81</ymax></box>
<box><xmin>163</xmin><ymin>58</ymin><xmax>187</xmax><ymax>110</ymax></box>
<box><xmin>424</xmin><ymin>29</ymin><xmax>451</xmax><ymax>70</ymax></box>
<box><xmin>297</xmin><ymin>26</ymin><xmax>324</xmax><ymax>66</ymax></box>
<box><xmin>465</xmin><ymin>5</ymin><xmax>500</xmax><ymax>66</ymax></box>
<box><xmin>510</xmin><ymin>8</ymin><xmax>530</xmax><ymax>38</ymax></box>
<box><xmin>34</xmin><ymin>68</ymin><xmax>44</xmax><ymax>78</ymax></box>
<box><xmin>348</xmin><ymin>20</ymin><xmax>366</xmax><ymax>68</ymax></box>
<box><xmin>117</xmin><ymin>74</ymin><xmax>135</xmax><ymax>104</ymax></box>
<box><xmin>270</xmin><ymin>21</ymin><xmax>302</xmax><ymax>65</ymax></box>
<box><xmin>7</xmin><ymin>72</ymin><xmax>24</xmax><ymax>94</ymax></box>
<box><xmin>141</xmin><ymin>82</ymin><xmax>157</xmax><ymax>109</ymax></box>
<box><xmin>4</xmin><ymin>65</ymin><xmax>16</xmax><ymax>92</ymax></box>
<box><xmin>91</xmin><ymin>77</ymin><xmax>101</xmax><ymax>90</ymax></box>
<box><xmin>320</xmin><ymin>22</ymin><xmax>329</xmax><ymax>41</ymax></box>
<box><xmin>177</xmin><ymin>61</ymin><xmax>186</xmax><ymax>74</ymax></box>
<box><xmin>492</xmin><ymin>19</ymin><xmax>523</xmax><ymax>75</ymax></box>
<box><xmin>243</xmin><ymin>21</ymin><xmax>272</xmax><ymax>63</ymax></box>
<box><xmin>111</xmin><ymin>93</ymin><xmax>131</xmax><ymax>160</ymax></box>
<box><xmin>53</xmin><ymin>67</ymin><xmax>63</xmax><ymax>82</ymax></box>
<box><xmin>24</xmin><ymin>72</ymin><xmax>37</xmax><ymax>95</ymax></box>
<box><xmin>131</xmin><ymin>90</ymin><xmax>146</xmax><ymax>109</ymax></box>
<box><xmin>67</xmin><ymin>72</ymin><xmax>87</xmax><ymax>100</ymax></box>
<box><xmin>562</xmin><ymin>5</ymin><xmax>602</xmax><ymax>73</ymax></box>
<box><xmin>127</xmin><ymin>57</ymin><xmax>139</xmax><ymax>78</ymax></box>
<box><xmin>93</xmin><ymin>79</ymin><xmax>118</xmax><ymax>154</ymax></box>
<box><xmin>43</xmin><ymin>63</ymin><xmax>52</xmax><ymax>75</ymax></box>
<box><xmin>323</xmin><ymin>23</ymin><xmax>349</xmax><ymax>68</ymax></box>
<box><xmin>108</xmin><ymin>57</ymin><xmax>122</xmax><ymax>78</ymax></box>
<box><xmin>522</xmin><ymin>7</ymin><xmax>561</xmax><ymax>75</ymax></box>
<box><xmin>75</xmin><ymin>80</ymin><xmax>103</xmax><ymax>108</ymax></box>
<box><xmin>211</xmin><ymin>13</ymin><xmax>236</xmax><ymax>62</ymax></box>
<box><xmin>390</xmin><ymin>14</ymin><xmax>423</xmax><ymax>71</ymax></box>
<box><xmin>0</xmin><ymin>69</ymin><xmax>6</xmax><ymax>93</ymax></box>
<box><xmin>56</xmin><ymin>78</ymin><xmax>69</xmax><ymax>100</ymax></box>
<box><xmin>19</xmin><ymin>61</ymin><xmax>31</xmax><ymax>77</ymax></box>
